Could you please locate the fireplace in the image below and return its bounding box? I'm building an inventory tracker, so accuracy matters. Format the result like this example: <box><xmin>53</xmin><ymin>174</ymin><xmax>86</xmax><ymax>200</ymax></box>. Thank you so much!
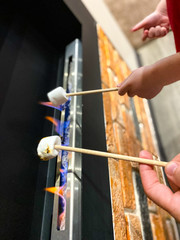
<box><xmin>0</xmin><ymin>0</ymin><xmax>179</xmax><ymax>240</ymax></box>
<box><xmin>0</xmin><ymin>1</ymin><xmax>113</xmax><ymax>240</ymax></box>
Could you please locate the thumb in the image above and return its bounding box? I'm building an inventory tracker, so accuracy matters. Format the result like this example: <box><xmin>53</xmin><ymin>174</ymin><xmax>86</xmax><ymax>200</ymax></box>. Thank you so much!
<box><xmin>165</xmin><ymin>161</ymin><xmax>180</xmax><ymax>188</ymax></box>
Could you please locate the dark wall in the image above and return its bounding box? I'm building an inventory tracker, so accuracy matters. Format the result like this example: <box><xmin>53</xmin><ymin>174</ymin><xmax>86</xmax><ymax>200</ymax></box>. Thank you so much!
<box><xmin>0</xmin><ymin>1</ymin><xmax>81</xmax><ymax>240</ymax></box>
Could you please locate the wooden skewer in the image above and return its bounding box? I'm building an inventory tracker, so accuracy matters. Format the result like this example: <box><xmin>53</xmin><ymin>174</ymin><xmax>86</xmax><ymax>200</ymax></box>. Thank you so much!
<box><xmin>66</xmin><ymin>87</ymin><xmax>118</xmax><ymax>97</ymax></box>
<box><xmin>54</xmin><ymin>145</ymin><xmax>167</xmax><ymax>167</ymax></box>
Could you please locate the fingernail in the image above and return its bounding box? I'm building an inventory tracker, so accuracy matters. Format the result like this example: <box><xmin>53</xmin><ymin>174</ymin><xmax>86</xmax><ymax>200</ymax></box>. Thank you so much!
<box><xmin>166</xmin><ymin>162</ymin><xmax>178</xmax><ymax>176</ymax></box>
<box><xmin>117</xmin><ymin>83</ymin><xmax>121</xmax><ymax>87</ymax></box>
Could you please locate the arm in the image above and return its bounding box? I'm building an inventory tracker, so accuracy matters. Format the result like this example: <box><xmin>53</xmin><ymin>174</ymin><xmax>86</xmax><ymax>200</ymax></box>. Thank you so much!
<box><xmin>139</xmin><ymin>150</ymin><xmax>180</xmax><ymax>222</ymax></box>
<box><xmin>118</xmin><ymin>53</ymin><xmax>180</xmax><ymax>99</ymax></box>
<box><xmin>132</xmin><ymin>0</ymin><xmax>169</xmax><ymax>41</ymax></box>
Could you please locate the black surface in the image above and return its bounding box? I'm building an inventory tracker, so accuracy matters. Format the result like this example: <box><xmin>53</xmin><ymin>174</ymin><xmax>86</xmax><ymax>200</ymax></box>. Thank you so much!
<box><xmin>135</xmin><ymin>172</ymin><xmax>153</xmax><ymax>240</ymax></box>
<box><xmin>130</xmin><ymin>98</ymin><xmax>141</xmax><ymax>142</ymax></box>
<box><xmin>0</xmin><ymin>1</ymin><xmax>81</xmax><ymax>239</ymax></box>
<box><xmin>0</xmin><ymin>24</ymin><xmax>57</xmax><ymax>240</ymax></box>
<box><xmin>81</xmin><ymin>27</ymin><xmax>114</xmax><ymax>240</ymax></box>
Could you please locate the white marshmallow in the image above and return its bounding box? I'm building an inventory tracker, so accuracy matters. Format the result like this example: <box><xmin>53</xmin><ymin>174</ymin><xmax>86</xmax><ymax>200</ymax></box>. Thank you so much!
<box><xmin>47</xmin><ymin>87</ymin><xmax>68</xmax><ymax>107</ymax></box>
<box><xmin>37</xmin><ymin>136</ymin><xmax>61</xmax><ymax>161</ymax></box>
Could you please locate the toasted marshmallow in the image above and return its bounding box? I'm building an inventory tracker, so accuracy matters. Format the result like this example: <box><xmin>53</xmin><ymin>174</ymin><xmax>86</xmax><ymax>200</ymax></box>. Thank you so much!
<box><xmin>37</xmin><ymin>136</ymin><xmax>61</xmax><ymax>161</ymax></box>
<box><xmin>47</xmin><ymin>87</ymin><xmax>68</xmax><ymax>107</ymax></box>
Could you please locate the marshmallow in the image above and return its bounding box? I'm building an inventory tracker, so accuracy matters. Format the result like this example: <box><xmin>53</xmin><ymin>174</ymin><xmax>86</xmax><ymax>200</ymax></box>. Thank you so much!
<box><xmin>47</xmin><ymin>87</ymin><xmax>68</xmax><ymax>107</ymax></box>
<box><xmin>37</xmin><ymin>136</ymin><xmax>61</xmax><ymax>161</ymax></box>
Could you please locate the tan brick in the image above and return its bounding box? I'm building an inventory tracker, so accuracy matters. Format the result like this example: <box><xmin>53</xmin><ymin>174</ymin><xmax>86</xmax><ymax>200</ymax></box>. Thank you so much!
<box><xmin>116</xmin><ymin>102</ymin><xmax>126</xmax><ymax>127</ymax></box>
<box><xmin>111</xmin><ymin>97</ymin><xmax>123</xmax><ymax>124</ymax></box>
<box><xmin>98</xmin><ymin>25</ymin><xmax>176</xmax><ymax>240</ymax></box>
<box><xmin>119</xmin><ymin>159</ymin><xmax>136</xmax><ymax>209</ymax></box>
<box><xmin>130</xmin><ymin>138</ymin><xmax>142</xmax><ymax>169</ymax></box>
<box><xmin>110</xmin><ymin>98</ymin><xmax>121</xmax><ymax>123</ymax></box>
<box><xmin>109</xmin><ymin>159</ymin><xmax>127</xmax><ymax>240</ymax></box>
<box><xmin>124</xmin><ymin>94</ymin><xmax>131</xmax><ymax>109</ymax></box>
<box><xmin>139</xmin><ymin>123</ymin><xmax>150</xmax><ymax>151</ymax></box>
<box><xmin>147</xmin><ymin>198</ymin><xmax>157</xmax><ymax>212</ymax></box>
<box><xmin>107</xmin><ymin>41</ymin><xmax>116</xmax><ymax>70</ymax></box>
<box><xmin>121</xmin><ymin>106</ymin><xmax>136</xmax><ymax>139</ymax></box>
<box><xmin>165</xmin><ymin>219</ymin><xmax>177</xmax><ymax>240</ymax></box>
<box><xmin>113</xmin><ymin>121</ymin><xmax>126</xmax><ymax>155</ymax></box>
<box><xmin>104</xmin><ymin>38</ymin><xmax>111</xmax><ymax>67</ymax></box>
<box><xmin>102</xmin><ymin>92</ymin><xmax>117</xmax><ymax>153</ymax></box>
<box><xmin>141</xmin><ymin>115</ymin><xmax>156</xmax><ymax>155</ymax></box>
<box><xmin>119</xmin><ymin>60</ymin><xmax>131</xmax><ymax>78</ymax></box>
<box><xmin>158</xmin><ymin>206</ymin><xmax>172</xmax><ymax>220</ymax></box>
<box><xmin>125</xmin><ymin>214</ymin><xmax>143</xmax><ymax>240</ymax></box>
<box><xmin>101</xmin><ymin>68</ymin><xmax>110</xmax><ymax>87</ymax></box>
<box><xmin>113</xmin><ymin>52</ymin><xmax>125</xmax><ymax>83</ymax></box>
<box><xmin>155</xmin><ymin>165</ymin><xmax>165</xmax><ymax>184</ymax></box>
<box><xmin>107</xmin><ymin>67</ymin><xmax>118</xmax><ymax>87</ymax></box>
<box><xmin>97</xmin><ymin>24</ymin><xmax>105</xmax><ymax>39</ymax></box>
<box><xmin>133</xmin><ymin>96</ymin><xmax>143</xmax><ymax>123</ymax></box>
<box><xmin>134</xmin><ymin>97</ymin><xmax>157</xmax><ymax>155</ymax></box>
<box><xmin>157</xmin><ymin>207</ymin><xmax>176</xmax><ymax>239</ymax></box>
<box><xmin>97</xmin><ymin>40</ymin><xmax>107</xmax><ymax>69</ymax></box>
<box><xmin>150</xmin><ymin>213</ymin><xmax>166</xmax><ymax>240</ymax></box>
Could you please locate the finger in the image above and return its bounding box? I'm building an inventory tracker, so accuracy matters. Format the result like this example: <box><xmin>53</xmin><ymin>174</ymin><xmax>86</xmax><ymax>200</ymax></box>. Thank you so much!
<box><xmin>118</xmin><ymin>80</ymin><xmax>129</xmax><ymax>96</ymax></box>
<box><xmin>118</xmin><ymin>87</ymin><xmax>128</xmax><ymax>96</ymax></box>
<box><xmin>169</xmin><ymin>191</ymin><xmax>180</xmax><ymax>222</ymax></box>
<box><xmin>154</xmin><ymin>26</ymin><xmax>168</xmax><ymax>38</ymax></box>
<box><xmin>159</xmin><ymin>28</ymin><xmax>166</xmax><ymax>37</ymax></box>
<box><xmin>139</xmin><ymin>150</ymin><xmax>174</xmax><ymax>212</ymax></box>
<box><xmin>168</xmin><ymin>180</ymin><xmax>179</xmax><ymax>193</ymax></box>
<box><xmin>117</xmin><ymin>82</ymin><xmax>125</xmax><ymax>95</ymax></box>
<box><xmin>132</xmin><ymin>13</ymin><xmax>158</xmax><ymax>32</ymax></box>
<box><xmin>154</xmin><ymin>26</ymin><xmax>162</xmax><ymax>37</ymax></box>
<box><xmin>165</xmin><ymin>154</ymin><xmax>180</xmax><ymax>190</ymax></box>
<box><xmin>117</xmin><ymin>83</ymin><xmax>121</xmax><ymax>87</ymax></box>
<box><xmin>127</xmin><ymin>91</ymin><xmax>135</xmax><ymax>98</ymax></box>
<box><xmin>132</xmin><ymin>17</ymin><xmax>150</xmax><ymax>32</ymax></box>
<box><xmin>142</xmin><ymin>30</ymin><xmax>149</xmax><ymax>41</ymax></box>
<box><xmin>148</xmin><ymin>27</ymin><xmax>156</xmax><ymax>38</ymax></box>
<box><xmin>161</xmin><ymin>26</ymin><xmax>169</xmax><ymax>36</ymax></box>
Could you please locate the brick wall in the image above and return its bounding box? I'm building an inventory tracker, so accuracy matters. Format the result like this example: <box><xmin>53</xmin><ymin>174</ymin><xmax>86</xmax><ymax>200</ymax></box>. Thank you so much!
<box><xmin>97</xmin><ymin>25</ymin><xmax>178</xmax><ymax>240</ymax></box>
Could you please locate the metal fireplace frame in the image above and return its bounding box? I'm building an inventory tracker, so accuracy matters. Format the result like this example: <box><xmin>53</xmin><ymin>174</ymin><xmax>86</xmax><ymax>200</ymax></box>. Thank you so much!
<box><xmin>50</xmin><ymin>39</ymin><xmax>82</xmax><ymax>240</ymax></box>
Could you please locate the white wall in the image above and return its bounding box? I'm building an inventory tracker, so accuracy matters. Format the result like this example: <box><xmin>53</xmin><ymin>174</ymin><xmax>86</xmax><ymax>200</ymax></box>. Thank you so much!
<box><xmin>81</xmin><ymin>0</ymin><xmax>138</xmax><ymax>70</ymax></box>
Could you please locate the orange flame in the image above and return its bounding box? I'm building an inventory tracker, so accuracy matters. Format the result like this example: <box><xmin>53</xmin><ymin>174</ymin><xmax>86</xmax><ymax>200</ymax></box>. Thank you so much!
<box><xmin>45</xmin><ymin>186</ymin><xmax>64</xmax><ymax>196</ymax></box>
<box><xmin>45</xmin><ymin>116</ymin><xmax>58</xmax><ymax>127</ymax></box>
<box><xmin>39</xmin><ymin>101</ymin><xmax>53</xmax><ymax>107</ymax></box>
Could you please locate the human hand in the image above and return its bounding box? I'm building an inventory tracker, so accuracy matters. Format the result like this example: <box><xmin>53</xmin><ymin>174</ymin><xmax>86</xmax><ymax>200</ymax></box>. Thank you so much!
<box><xmin>132</xmin><ymin>11</ymin><xmax>170</xmax><ymax>41</ymax></box>
<box><xmin>117</xmin><ymin>66</ymin><xmax>163</xmax><ymax>99</ymax></box>
<box><xmin>139</xmin><ymin>150</ymin><xmax>180</xmax><ymax>222</ymax></box>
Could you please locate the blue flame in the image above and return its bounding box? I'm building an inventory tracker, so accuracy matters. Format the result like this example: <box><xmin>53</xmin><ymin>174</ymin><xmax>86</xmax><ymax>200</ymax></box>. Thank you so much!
<box><xmin>39</xmin><ymin>98</ymin><xmax>71</xmax><ymax>111</ymax></box>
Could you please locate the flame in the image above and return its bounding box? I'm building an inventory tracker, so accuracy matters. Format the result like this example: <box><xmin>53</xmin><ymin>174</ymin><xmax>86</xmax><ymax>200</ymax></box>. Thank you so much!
<box><xmin>57</xmin><ymin>195</ymin><xmax>66</xmax><ymax>230</ymax></box>
<box><xmin>44</xmin><ymin>116</ymin><xmax>70</xmax><ymax>142</ymax></box>
<box><xmin>39</xmin><ymin>101</ymin><xmax>53</xmax><ymax>107</ymax></box>
<box><xmin>38</xmin><ymin>101</ymin><xmax>63</xmax><ymax>111</ymax></box>
<box><xmin>45</xmin><ymin>186</ymin><xmax>64</xmax><ymax>196</ymax></box>
<box><xmin>45</xmin><ymin>186</ymin><xmax>68</xmax><ymax>230</ymax></box>
<box><xmin>57</xmin><ymin>211</ymin><xmax>66</xmax><ymax>230</ymax></box>
<box><xmin>44</xmin><ymin>116</ymin><xmax>64</xmax><ymax>136</ymax></box>
<box><xmin>39</xmin><ymin>99</ymin><xmax>71</xmax><ymax>111</ymax></box>
<box><xmin>40</xmin><ymin>92</ymin><xmax>72</xmax><ymax>231</ymax></box>
<box><xmin>60</xmin><ymin>168</ymin><xmax>65</xmax><ymax>173</ymax></box>
<box><xmin>39</xmin><ymin>101</ymin><xmax>59</xmax><ymax>110</ymax></box>
<box><xmin>45</xmin><ymin>116</ymin><xmax>58</xmax><ymax>127</ymax></box>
